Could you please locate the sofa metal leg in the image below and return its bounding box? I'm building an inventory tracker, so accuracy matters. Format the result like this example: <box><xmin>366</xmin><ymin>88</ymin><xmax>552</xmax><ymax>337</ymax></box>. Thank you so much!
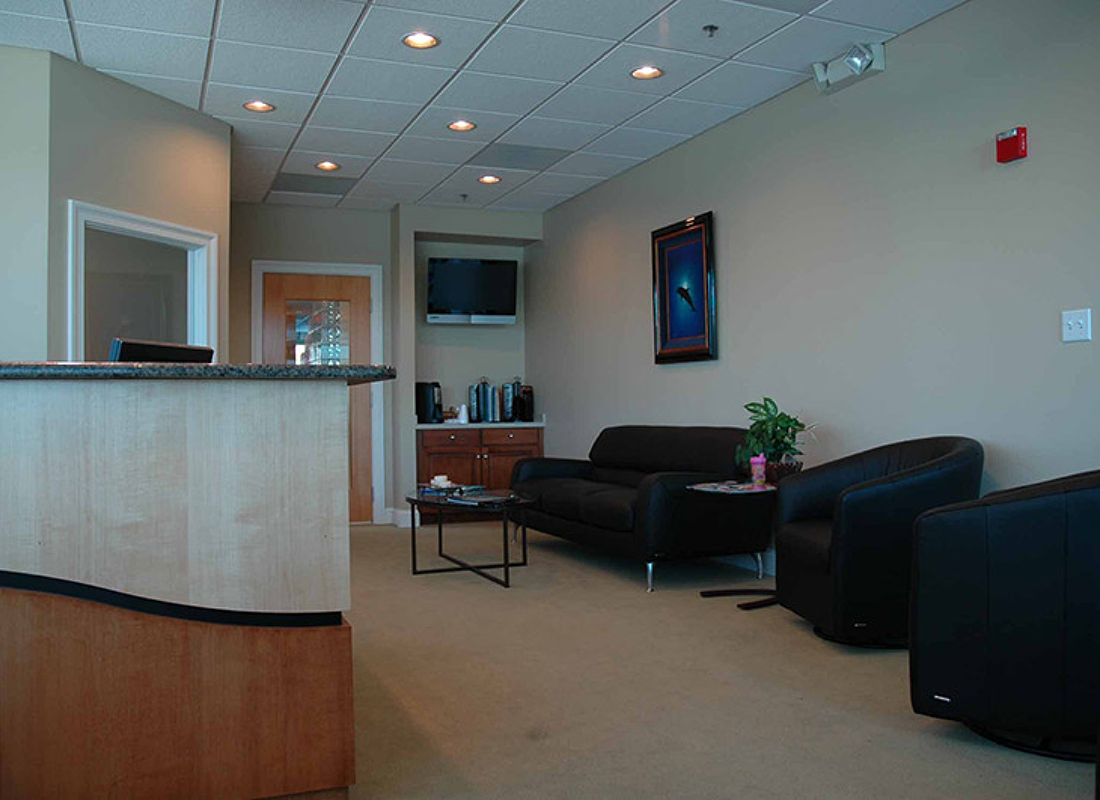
<box><xmin>646</xmin><ymin>562</ymin><xmax>654</xmax><ymax>593</ymax></box>
<box><xmin>753</xmin><ymin>552</ymin><xmax>764</xmax><ymax>580</ymax></box>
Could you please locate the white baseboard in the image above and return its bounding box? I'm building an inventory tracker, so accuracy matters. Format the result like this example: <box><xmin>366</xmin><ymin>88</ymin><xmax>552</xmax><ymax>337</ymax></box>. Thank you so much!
<box><xmin>390</xmin><ymin>507</ymin><xmax>415</xmax><ymax>528</ymax></box>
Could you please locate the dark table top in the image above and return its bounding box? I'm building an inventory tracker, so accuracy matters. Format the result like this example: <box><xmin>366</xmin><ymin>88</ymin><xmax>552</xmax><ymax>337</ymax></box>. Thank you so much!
<box><xmin>406</xmin><ymin>489</ymin><xmax>534</xmax><ymax>510</ymax></box>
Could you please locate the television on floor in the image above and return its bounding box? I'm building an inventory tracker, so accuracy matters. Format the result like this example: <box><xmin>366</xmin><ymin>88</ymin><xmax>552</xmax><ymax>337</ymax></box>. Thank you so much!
<box><xmin>426</xmin><ymin>258</ymin><xmax>517</xmax><ymax>325</ymax></box>
<box><xmin>108</xmin><ymin>337</ymin><xmax>214</xmax><ymax>363</ymax></box>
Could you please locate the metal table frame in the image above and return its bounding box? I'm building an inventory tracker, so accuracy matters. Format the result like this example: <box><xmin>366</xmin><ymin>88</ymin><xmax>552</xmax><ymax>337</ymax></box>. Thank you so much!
<box><xmin>408</xmin><ymin>495</ymin><xmax>530</xmax><ymax>588</ymax></box>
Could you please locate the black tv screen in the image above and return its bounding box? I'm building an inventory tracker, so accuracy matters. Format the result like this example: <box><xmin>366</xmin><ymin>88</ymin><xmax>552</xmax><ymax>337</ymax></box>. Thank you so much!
<box><xmin>427</xmin><ymin>258</ymin><xmax>517</xmax><ymax>317</ymax></box>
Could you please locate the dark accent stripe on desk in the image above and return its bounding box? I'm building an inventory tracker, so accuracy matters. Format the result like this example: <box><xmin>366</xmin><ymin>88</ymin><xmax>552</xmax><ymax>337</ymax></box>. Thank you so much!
<box><xmin>0</xmin><ymin>571</ymin><xmax>343</xmax><ymax>628</ymax></box>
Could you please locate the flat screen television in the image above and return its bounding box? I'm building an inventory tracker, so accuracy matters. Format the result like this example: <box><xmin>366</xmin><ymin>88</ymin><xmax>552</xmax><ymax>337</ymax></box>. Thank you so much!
<box><xmin>427</xmin><ymin>258</ymin><xmax>517</xmax><ymax>325</ymax></box>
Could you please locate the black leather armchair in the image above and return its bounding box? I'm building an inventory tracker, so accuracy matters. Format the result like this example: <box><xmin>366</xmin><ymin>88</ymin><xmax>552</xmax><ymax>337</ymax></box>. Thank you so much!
<box><xmin>910</xmin><ymin>469</ymin><xmax>1100</xmax><ymax>760</ymax></box>
<box><xmin>775</xmin><ymin>436</ymin><xmax>984</xmax><ymax>645</ymax></box>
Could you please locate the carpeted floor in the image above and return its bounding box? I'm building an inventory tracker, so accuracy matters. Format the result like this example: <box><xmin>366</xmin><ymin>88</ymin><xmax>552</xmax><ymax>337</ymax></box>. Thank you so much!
<box><xmin>346</xmin><ymin>523</ymin><xmax>1092</xmax><ymax>799</ymax></box>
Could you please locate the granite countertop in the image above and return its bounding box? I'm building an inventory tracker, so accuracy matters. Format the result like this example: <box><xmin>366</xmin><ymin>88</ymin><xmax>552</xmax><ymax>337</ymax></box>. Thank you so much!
<box><xmin>0</xmin><ymin>363</ymin><xmax>396</xmax><ymax>385</ymax></box>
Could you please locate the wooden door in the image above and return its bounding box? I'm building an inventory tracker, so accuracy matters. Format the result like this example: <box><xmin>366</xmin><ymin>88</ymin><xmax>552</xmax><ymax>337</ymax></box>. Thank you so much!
<box><xmin>262</xmin><ymin>273</ymin><xmax>372</xmax><ymax>522</ymax></box>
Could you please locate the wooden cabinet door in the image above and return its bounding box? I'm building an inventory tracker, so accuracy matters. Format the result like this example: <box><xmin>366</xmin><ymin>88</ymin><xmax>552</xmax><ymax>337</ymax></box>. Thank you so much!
<box><xmin>420</xmin><ymin>449</ymin><xmax>482</xmax><ymax>487</ymax></box>
<box><xmin>482</xmin><ymin>445</ymin><xmax>539</xmax><ymax>490</ymax></box>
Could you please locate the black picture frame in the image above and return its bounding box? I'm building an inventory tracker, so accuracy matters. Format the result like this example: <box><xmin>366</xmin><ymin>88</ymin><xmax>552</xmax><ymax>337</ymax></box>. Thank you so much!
<box><xmin>651</xmin><ymin>211</ymin><xmax>716</xmax><ymax>364</ymax></box>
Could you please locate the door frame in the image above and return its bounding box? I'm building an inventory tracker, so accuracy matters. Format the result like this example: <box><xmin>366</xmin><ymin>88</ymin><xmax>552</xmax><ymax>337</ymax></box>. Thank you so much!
<box><xmin>67</xmin><ymin>200</ymin><xmax>218</xmax><ymax>360</ymax></box>
<box><xmin>251</xmin><ymin>260</ymin><xmax>387</xmax><ymax>525</ymax></box>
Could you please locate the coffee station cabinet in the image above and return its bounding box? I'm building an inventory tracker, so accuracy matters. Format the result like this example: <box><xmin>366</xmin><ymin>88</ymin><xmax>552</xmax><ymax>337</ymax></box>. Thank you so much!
<box><xmin>416</xmin><ymin>425</ymin><xmax>544</xmax><ymax>490</ymax></box>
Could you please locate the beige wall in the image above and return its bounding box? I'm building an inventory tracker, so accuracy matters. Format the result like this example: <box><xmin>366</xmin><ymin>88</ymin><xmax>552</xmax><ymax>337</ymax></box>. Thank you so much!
<box><xmin>415</xmin><ymin>240</ymin><xmax>526</xmax><ymax>410</ymax></box>
<box><xmin>0</xmin><ymin>47</ymin><xmax>51</xmax><ymax>360</ymax></box>
<box><xmin>227</xmin><ymin>202</ymin><xmax>391</xmax><ymax>362</ymax></box>
<box><xmin>526</xmin><ymin>0</ymin><xmax>1100</xmax><ymax>490</ymax></box>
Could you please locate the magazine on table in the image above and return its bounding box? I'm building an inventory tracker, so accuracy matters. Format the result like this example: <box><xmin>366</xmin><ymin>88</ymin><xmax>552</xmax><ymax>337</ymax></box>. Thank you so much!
<box><xmin>445</xmin><ymin>490</ymin><xmax>515</xmax><ymax>506</ymax></box>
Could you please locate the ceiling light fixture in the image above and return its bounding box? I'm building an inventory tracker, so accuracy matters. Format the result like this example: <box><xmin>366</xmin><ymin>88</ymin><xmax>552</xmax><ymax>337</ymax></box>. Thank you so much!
<box><xmin>812</xmin><ymin>42</ymin><xmax>885</xmax><ymax>95</ymax></box>
<box><xmin>631</xmin><ymin>65</ymin><xmax>663</xmax><ymax>80</ymax></box>
<box><xmin>403</xmin><ymin>31</ymin><xmax>439</xmax><ymax>49</ymax></box>
<box><xmin>478</xmin><ymin>175</ymin><xmax>501</xmax><ymax>185</ymax></box>
<box><xmin>243</xmin><ymin>99</ymin><xmax>276</xmax><ymax>113</ymax></box>
<box><xmin>315</xmin><ymin>160</ymin><xmax>341</xmax><ymax>172</ymax></box>
<box><xmin>448</xmin><ymin>119</ymin><xmax>477</xmax><ymax>132</ymax></box>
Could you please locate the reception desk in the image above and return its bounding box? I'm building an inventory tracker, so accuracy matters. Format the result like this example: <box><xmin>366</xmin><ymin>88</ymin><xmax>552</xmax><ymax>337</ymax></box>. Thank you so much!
<box><xmin>0</xmin><ymin>363</ymin><xmax>394</xmax><ymax>798</ymax></box>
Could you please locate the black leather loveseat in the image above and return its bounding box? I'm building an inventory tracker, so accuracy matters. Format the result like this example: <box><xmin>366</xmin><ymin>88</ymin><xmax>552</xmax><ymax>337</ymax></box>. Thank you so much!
<box><xmin>511</xmin><ymin>426</ymin><xmax>773</xmax><ymax>590</ymax></box>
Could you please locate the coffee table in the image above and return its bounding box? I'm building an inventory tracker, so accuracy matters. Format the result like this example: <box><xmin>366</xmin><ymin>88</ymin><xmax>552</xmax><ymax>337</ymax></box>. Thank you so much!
<box><xmin>688</xmin><ymin>482</ymin><xmax>780</xmax><ymax>609</ymax></box>
<box><xmin>406</xmin><ymin>489</ymin><xmax>534</xmax><ymax>588</ymax></box>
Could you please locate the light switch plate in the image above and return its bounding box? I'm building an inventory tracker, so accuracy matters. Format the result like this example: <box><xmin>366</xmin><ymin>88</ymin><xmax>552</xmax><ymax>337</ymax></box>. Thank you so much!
<box><xmin>1062</xmin><ymin>308</ymin><xmax>1092</xmax><ymax>342</ymax></box>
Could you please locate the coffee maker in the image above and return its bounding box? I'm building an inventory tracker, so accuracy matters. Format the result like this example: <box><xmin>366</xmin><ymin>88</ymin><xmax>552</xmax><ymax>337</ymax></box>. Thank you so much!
<box><xmin>415</xmin><ymin>381</ymin><xmax>443</xmax><ymax>424</ymax></box>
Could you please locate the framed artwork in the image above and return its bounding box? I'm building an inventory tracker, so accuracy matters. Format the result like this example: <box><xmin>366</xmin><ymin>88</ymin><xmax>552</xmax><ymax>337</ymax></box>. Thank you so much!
<box><xmin>651</xmin><ymin>211</ymin><xmax>716</xmax><ymax>364</ymax></box>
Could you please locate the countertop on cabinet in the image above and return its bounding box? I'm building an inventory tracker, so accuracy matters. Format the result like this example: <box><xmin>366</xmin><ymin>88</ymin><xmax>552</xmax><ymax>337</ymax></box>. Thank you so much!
<box><xmin>416</xmin><ymin>419</ymin><xmax>545</xmax><ymax>430</ymax></box>
<box><xmin>0</xmin><ymin>362</ymin><xmax>395</xmax><ymax>385</ymax></box>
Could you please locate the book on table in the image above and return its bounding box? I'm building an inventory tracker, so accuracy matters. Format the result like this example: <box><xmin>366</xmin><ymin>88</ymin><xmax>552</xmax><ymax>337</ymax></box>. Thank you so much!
<box><xmin>445</xmin><ymin>490</ymin><xmax>514</xmax><ymax>506</ymax></box>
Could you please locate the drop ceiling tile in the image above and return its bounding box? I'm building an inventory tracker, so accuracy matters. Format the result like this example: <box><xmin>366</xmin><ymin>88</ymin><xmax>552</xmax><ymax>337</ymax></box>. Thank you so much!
<box><xmin>345</xmin><ymin>178</ymin><xmax>430</xmax><ymax>204</ymax></box>
<box><xmin>577</xmin><ymin>44</ymin><xmax>721</xmax><ymax>96</ymax></box>
<box><xmin>339</xmin><ymin>195</ymin><xmax>399</xmax><ymax>210</ymax></box>
<box><xmin>297</xmin><ymin>126</ymin><xmax>396</xmax><ymax>157</ymax></box>
<box><xmin>210</xmin><ymin>40</ymin><xmax>336</xmax><ymax>93</ymax></box>
<box><xmin>272</xmin><ymin>172</ymin><xmax>357</xmax><ymax>194</ymax></box>
<box><xmin>0</xmin><ymin>11</ymin><xmax>74</xmax><ymax>58</ymax></box>
<box><xmin>405</xmin><ymin>105</ymin><xmax>520</xmax><ymax>141</ymax></box>
<box><xmin>499</xmin><ymin>117</ymin><xmax>610</xmax><ymax>150</ymax></box>
<box><xmin>535</xmin><ymin>85</ymin><xmax>656</xmax><ymax>126</ymax></box>
<box><xmin>490</xmin><ymin>189</ymin><xmax>571</xmax><ymax>212</ymax></box>
<box><xmin>204</xmin><ymin>84</ymin><xmax>316</xmax><ymax>123</ymax></box>
<box><xmin>217</xmin><ymin>0</ymin><xmax>363</xmax><ymax>53</ymax></box>
<box><xmin>676</xmin><ymin>60</ymin><xmax>804</xmax><ymax>106</ymax></box>
<box><xmin>349</xmin><ymin>6</ymin><xmax>494</xmax><ymax>67</ymax></box>
<box><xmin>386</xmin><ymin>134</ymin><xmax>483</xmax><ymax>164</ymax></box>
<box><xmin>736</xmin><ymin>16</ymin><xmax>891</xmax><ymax>73</ymax></box>
<box><xmin>364</xmin><ymin>158</ymin><xmax>456</xmax><ymax>185</ymax></box>
<box><xmin>511</xmin><ymin>0</ymin><xmax>669</xmax><ymax>38</ymax></box>
<box><xmin>312</xmin><ymin>96</ymin><xmax>422</xmax><ymax>133</ymax></box>
<box><xmin>217</xmin><ymin>116</ymin><xmax>300</xmax><ymax>148</ymax></box>
<box><xmin>103</xmin><ymin>71</ymin><xmax>203</xmax><ymax>108</ymax></box>
<box><xmin>283</xmin><ymin>150</ymin><xmax>373</xmax><ymax>178</ymax></box>
<box><xmin>373</xmin><ymin>0</ymin><xmax>516</xmax><ymax>23</ymax></box>
<box><xmin>631</xmin><ymin>0</ymin><xmax>796</xmax><ymax>59</ymax></box>
<box><xmin>417</xmin><ymin>188</ymin><xmax>492</xmax><ymax>208</ymax></box>
<box><xmin>328</xmin><ymin>56</ymin><xmax>453</xmax><ymax>104</ymax></box>
<box><xmin>77</xmin><ymin>24</ymin><xmax>207</xmax><ymax>80</ymax></box>
<box><xmin>627</xmin><ymin>97</ymin><xmax>742</xmax><ymax>135</ymax></box>
<box><xmin>520</xmin><ymin>172</ymin><xmax>602</xmax><ymax>195</ymax></box>
<box><xmin>585</xmin><ymin>127</ymin><xmax>688</xmax><ymax>159</ymax></box>
<box><xmin>468</xmin><ymin>143</ymin><xmax>569</xmax><ymax>171</ymax></box>
<box><xmin>744</xmin><ymin>0</ymin><xmax>822</xmax><ymax>12</ymax></box>
<box><xmin>0</xmin><ymin>1</ymin><xmax>66</xmax><ymax>18</ymax></box>
<box><xmin>811</xmin><ymin>0</ymin><xmax>967</xmax><ymax>34</ymax></box>
<box><xmin>436</xmin><ymin>164</ymin><xmax>538</xmax><ymax>195</ymax></box>
<box><xmin>70</xmin><ymin>0</ymin><xmax>215</xmax><ymax>36</ymax></box>
<box><xmin>548</xmin><ymin>151</ymin><xmax>642</xmax><ymax>178</ymax></box>
<box><xmin>467</xmin><ymin>25</ymin><xmax>613</xmax><ymax>82</ymax></box>
<box><xmin>268</xmin><ymin>190</ymin><xmax>342</xmax><ymax>207</ymax></box>
<box><xmin>434</xmin><ymin>72</ymin><xmax>563</xmax><ymax>116</ymax></box>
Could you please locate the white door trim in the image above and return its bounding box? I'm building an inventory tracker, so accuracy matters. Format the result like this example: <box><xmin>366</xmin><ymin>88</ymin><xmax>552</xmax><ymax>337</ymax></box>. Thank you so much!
<box><xmin>251</xmin><ymin>259</ymin><xmax>388</xmax><ymax>525</ymax></box>
<box><xmin>67</xmin><ymin>200</ymin><xmax>218</xmax><ymax>361</ymax></box>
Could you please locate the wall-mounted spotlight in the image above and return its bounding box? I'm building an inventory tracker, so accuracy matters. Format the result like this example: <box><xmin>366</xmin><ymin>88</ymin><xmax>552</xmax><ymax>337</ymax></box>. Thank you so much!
<box><xmin>812</xmin><ymin>42</ymin><xmax>885</xmax><ymax>95</ymax></box>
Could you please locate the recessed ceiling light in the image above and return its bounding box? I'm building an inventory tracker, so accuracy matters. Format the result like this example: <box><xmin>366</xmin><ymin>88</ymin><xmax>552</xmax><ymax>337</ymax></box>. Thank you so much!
<box><xmin>631</xmin><ymin>65</ymin><xmax>663</xmax><ymax>80</ymax></box>
<box><xmin>403</xmin><ymin>31</ymin><xmax>439</xmax><ymax>49</ymax></box>
<box><xmin>448</xmin><ymin>119</ymin><xmax>477</xmax><ymax>132</ymax></box>
<box><xmin>243</xmin><ymin>99</ymin><xmax>276</xmax><ymax>113</ymax></box>
<box><xmin>478</xmin><ymin>175</ymin><xmax>501</xmax><ymax>185</ymax></box>
<box><xmin>315</xmin><ymin>160</ymin><xmax>341</xmax><ymax>172</ymax></box>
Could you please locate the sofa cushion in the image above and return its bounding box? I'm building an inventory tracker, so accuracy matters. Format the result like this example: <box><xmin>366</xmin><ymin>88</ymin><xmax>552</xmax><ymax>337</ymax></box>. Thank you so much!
<box><xmin>776</xmin><ymin>519</ymin><xmax>833</xmax><ymax>574</ymax></box>
<box><xmin>579</xmin><ymin>487</ymin><xmax>636</xmax><ymax>532</ymax></box>
<box><xmin>588</xmin><ymin>426</ymin><xmax>746</xmax><ymax>475</ymax></box>
<box><xmin>516</xmin><ymin>478</ymin><xmax>625</xmax><ymax>522</ymax></box>
<box><xmin>589</xmin><ymin>466</ymin><xmax>647</xmax><ymax>488</ymax></box>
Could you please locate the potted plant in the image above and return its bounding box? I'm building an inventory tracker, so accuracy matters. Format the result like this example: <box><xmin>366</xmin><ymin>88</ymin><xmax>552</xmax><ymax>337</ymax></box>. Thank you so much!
<box><xmin>735</xmin><ymin>397</ymin><xmax>810</xmax><ymax>484</ymax></box>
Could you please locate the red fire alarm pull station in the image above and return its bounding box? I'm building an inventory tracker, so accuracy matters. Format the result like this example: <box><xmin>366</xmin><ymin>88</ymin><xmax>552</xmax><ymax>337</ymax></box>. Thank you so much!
<box><xmin>996</xmin><ymin>126</ymin><xmax>1028</xmax><ymax>163</ymax></box>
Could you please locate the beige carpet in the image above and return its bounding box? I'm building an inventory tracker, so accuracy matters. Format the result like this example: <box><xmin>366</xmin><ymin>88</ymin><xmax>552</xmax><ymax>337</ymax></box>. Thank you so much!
<box><xmin>346</xmin><ymin>523</ymin><xmax>1092</xmax><ymax>799</ymax></box>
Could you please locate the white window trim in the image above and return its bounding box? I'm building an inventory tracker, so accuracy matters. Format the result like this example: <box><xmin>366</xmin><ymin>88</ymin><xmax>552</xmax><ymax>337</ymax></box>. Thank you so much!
<box><xmin>251</xmin><ymin>259</ymin><xmax>388</xmax><ymax>525</ymax></box>
<box><xmin>67</xmin><ymin>200</ymin><xmax>218</xmax><ymax>361</ymax></box>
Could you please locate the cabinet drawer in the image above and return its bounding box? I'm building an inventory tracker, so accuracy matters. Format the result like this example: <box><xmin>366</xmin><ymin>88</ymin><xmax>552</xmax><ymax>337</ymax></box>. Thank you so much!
<box><xmin>420</xmin><ymin>429</ymin><xmax>482</xmax><ymax>448</ymax></box>
<box><xmin>482</xmin><ymin>428</ymin><xmax>540</xmax><ymax>447</ymax></box>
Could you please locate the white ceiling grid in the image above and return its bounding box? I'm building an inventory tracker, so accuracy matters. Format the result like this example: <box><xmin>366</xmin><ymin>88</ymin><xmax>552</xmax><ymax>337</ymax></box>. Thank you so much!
<box><xmin>0</xmin><ymin>0</ymin><xmax>969</xmax><ymax>212</ymax></box>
